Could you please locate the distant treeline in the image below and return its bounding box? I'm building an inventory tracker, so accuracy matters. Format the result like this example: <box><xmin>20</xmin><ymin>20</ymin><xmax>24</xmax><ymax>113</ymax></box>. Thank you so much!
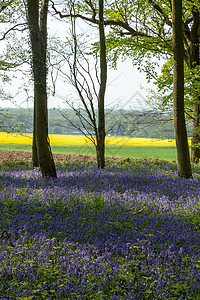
<box><xmin>0</xmin><ymin>108</ymin><xmax>193</xmax><ymax>138</ymax></box>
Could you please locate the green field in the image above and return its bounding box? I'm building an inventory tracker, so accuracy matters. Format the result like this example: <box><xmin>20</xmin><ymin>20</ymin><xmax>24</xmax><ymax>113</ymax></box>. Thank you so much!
<box><xmin>0</xmin><ymin>143</ymin><xmax>178</xmax><ymax>161</ymax></box>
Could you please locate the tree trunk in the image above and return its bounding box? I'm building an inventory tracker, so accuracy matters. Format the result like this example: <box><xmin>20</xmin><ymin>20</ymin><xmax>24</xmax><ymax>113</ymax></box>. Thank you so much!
<box><xmin>172</xmin><ymin>0</ymin><xmax>192</xmax><ymax>178</ymax></box>
<box><xmin>32</xmin><ymin>97</ymin><xmax>39</xmax><ymax>167</ymax></box>
<box><xmin>189</xmin><ymin>10</ymin><xmax>200</xmax><ymax>163</ymax></box>
<box><xmin>27</xmin><ymin>0</ymin><xmax>57</xmax><ymax>177</ymax></box>
<box><xmin>96</xmin><ymin>143</ymin><xmax>104</xmax><ymax>169</ymax></box>
<box><xmin>191</xmin><ymin>103</ymin><xmax>200</xmax><ymax>163</ymax></box>
<box><xmin>97</xmin><ymin>0</ymin><xmax>107</xmax><ymax>169</ymax></box>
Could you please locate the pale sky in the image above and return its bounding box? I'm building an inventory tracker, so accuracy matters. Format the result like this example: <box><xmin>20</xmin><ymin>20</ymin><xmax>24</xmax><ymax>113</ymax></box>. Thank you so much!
<box><xmin>0</xmin><ymin>14</ymin><xmax>159</xmax><ymax>110</ymax></box>
<box><xmin>47</xmin><ymin>16</ymin><xmax>157</xmax><ymax>110</ymax></box>
<box><xmin>47</xmin><ymin>59</ymin><xmax>155</xmax><ymax>110</ymax></box>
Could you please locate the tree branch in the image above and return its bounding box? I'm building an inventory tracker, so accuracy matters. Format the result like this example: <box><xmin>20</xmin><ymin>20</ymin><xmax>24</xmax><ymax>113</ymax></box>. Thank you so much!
<box><xmin>0</xmin><ymin>23</ymin><xmax>27</xmax><ymax>41</ymax></box>
<box><xmin>147</xmin><ymin>0</ymin><xmax>172</xmax><ymax>27</ymax></box>
<box><xmin>50</xmin><ymin>0</ymin><xmax>151</xmax><ymax>38</ymax></box>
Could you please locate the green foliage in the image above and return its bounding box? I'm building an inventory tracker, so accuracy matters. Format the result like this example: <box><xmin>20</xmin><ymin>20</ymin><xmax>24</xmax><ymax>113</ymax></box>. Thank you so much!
<box><xmin>0</xmin><ymin>61</ymin><xmax>18</xmax><ymax>72</ymax></box>
<box><xmin>0</xmin><ymin>0</ymin><xmax>30</xmax><ymax>106</ymax></box>
<box><xmin>89</xmin><ymin>0</ymin><xmax>200</xmax><ymax>120</ymax></box>
<box><xmin>103</xmin><ymin>0</ymin><xmax>172</xmax><ymax>65</ymax></box>
<box><xmin>0</xmin><ymin>160</ymin><xmax>30</xmax><ymax>170</ymax></box>
<box><xmin>0</xmin><ymin>0</ymin><xmax>23</xmax><ymax>22</ymax></box>
<box><xmin>151</xmin><ymin>57</ymin><xmax>200</xmax><ymax>120</ymax></box>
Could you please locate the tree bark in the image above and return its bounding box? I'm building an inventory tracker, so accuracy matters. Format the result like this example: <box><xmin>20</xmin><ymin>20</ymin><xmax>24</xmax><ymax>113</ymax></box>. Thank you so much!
<box><xmin>191</xmin><ymin>104</ymin><xmax>200</xmax><ymax>163</ymax></box>
<box><xmin>172</xmin><ymin>0</ymin><xmax>192</xmax><ymax>178</ymax></box>
<box><xmin>27</xmin><ymin>0</ymin><xmax>57</xmax><ymax>177</ymax></box>
<box><xmin>188</xmin><ymin>9</ymin><xmax>200</xmax><ymax>163</ymax></box>
<box><xmin>32</xmin><ymin>99</ymin><xmax>39</xmax><ymax>167</ymax></box>
<box><xmin>97</xmin><ymin>0</ymin><xmax>107</xmax><ymax>169</ymax></box>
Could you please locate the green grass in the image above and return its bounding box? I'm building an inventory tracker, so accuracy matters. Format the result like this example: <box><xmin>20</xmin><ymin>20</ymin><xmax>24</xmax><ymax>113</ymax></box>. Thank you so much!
<box><xmin>0</xmin><ymin>143</ymin><xmax>178</xmax><ymax>161</ymax></box>
<box><xmin>0</xmin><ymin>143</ymin><xmax>32</xmax><ymax>151</ymax></box>
<box><xmin>105</xmin><ymin>145</ymin><xmax>177</xmax><ymax>161</ymax></box>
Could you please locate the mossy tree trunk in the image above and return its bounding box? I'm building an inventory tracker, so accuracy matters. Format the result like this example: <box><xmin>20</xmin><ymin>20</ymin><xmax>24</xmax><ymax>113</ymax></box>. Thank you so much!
<box><xmin>26</xmin><ymin>0</ymin><xmax>57</xmax><ymax>177</ymax></box>
<box><xmin>172</xmin><ymin>0</ymin><xmax>192</xmax><ymax>178</ymax></box>
<box><xmin>189</xmin><ymin>9</ymin><xmax>200</xmax><ymax>163</ymax></box>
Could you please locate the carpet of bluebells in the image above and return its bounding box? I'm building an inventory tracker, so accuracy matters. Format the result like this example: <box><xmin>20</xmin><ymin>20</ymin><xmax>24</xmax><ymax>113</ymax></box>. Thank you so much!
<box><xmin>1</xmin><ymin>158</ymin><xmax>200</xmax><ymax>299</ymax></box>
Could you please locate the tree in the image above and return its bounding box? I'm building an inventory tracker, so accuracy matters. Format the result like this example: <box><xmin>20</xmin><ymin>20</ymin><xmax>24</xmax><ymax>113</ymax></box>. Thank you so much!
<box><xmin>0</xmin><ymin>1</ymin><xmax>27</xmax><ymax>85</ymax></box>
<box><xmin>26</xmin><ymin>0</ymin><xmax>57</xmax><ymax>177</ymax></box>
<box><xmin>187</xmin><ymin>3</ymin><xmax>200</xmax><ymax>163</ymax></box>
<box><xmin>172</xmin><ymin>0</ymin><xmax>192</xmax><ymax>178</ymax></box>
<box><xmin>151</xmin><ymin>1</ymin><xmax>200</xmax><ymax>163</ymax></box>
<box><xmin>50</xmin><ymin>0</ymin><xmax>107</xmax><ymax>168</ymax></box>
<box><xmin>51</xmin><ymin>0</ymin><xmax>200</xmax><ymax>163</ymax></box>
<box><xmin>106</xmin><ymin>0</ymin><xmax>200</xmax><ymax>164</ymax></box>
<box><xmin>0</xmin><ymin>1</ymin><xmax>28</xmax><ymax>131</ymax></box>
<box><xmin>96</xmin><ymin>0</ymin><xmax>107</xmax><ymax>168</ymax></box>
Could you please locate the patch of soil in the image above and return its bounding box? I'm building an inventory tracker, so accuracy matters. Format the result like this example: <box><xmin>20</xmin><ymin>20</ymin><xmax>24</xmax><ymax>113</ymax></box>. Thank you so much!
<box><xmin>0</xmin><ymin>150</ymin><xmax>124</xmax><ymax>164</ymax></box>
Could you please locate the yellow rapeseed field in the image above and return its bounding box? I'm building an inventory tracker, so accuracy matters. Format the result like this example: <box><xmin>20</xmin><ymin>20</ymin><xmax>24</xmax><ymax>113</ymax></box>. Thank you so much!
<box><xmin>0</xmin><ymin>132</ymin><xmax>33</xmax><ymax>145</ymax></box>
<box><xmin>0</xmin><ymin>132</ymin><xmax>192</xmax><ymax>147</ymax></box>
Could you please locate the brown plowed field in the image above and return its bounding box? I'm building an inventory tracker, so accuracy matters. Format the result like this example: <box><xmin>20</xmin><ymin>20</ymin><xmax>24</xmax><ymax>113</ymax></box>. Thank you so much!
<box><xmin>0</xmin><ymin>150</ymin><xmax>123</xmax><ymax>164</ymax></box>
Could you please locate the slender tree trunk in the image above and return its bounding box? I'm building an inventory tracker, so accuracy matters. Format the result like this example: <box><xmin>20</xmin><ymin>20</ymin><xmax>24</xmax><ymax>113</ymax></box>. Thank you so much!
<box><xmin>189</xmin><ymin>10</ymin><xmax>200</xmax><ymax>163</ymax></box>
<box><xmin>27</xmin><ymin>0</ymin><xmax>57</xmax><ymax>177</ymax></box>
<box><xmin>97</xmin><ymin>0</ymin><xmax>107</xmax><ymax>169</ymax></box>
<box><xmin>172</xmin><ymin>0</ymin><xmax>192</xmax><ymax>178</ymax></box>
